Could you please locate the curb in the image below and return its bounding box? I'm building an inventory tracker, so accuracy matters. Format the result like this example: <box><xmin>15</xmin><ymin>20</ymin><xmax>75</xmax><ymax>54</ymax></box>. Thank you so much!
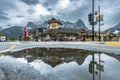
<box><xmin>105</xmin><ymin>42</ymin><xmax>120</xmax><ymax>46</ymax></box>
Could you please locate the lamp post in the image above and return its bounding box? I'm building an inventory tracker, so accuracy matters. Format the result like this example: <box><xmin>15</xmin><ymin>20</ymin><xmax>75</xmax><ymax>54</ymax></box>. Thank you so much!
<box><xmin>98</xmin><ymin>5</ymin><xmax>101</xmax><ymax>41</ymax></box>
<box><xmin>92</xmin><ymin>0</ymin><xmax>95</xmax><ymax>41</ymax></box>
<box><xmin>88</xmin><ymin>0</ymin><xmax>99</xmax><ymax>41</ymax></box>
<box><xmin>118</xmin><ymin>31</ymin><xmax>120</xmax><ymax>42</ymax></box>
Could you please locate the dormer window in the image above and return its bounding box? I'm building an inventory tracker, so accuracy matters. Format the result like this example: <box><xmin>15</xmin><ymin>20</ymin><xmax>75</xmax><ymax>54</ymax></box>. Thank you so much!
<box><xmin>48</xmin><ymin>18</ymin><xmax>62</xmax><ymax>29</ymax></box>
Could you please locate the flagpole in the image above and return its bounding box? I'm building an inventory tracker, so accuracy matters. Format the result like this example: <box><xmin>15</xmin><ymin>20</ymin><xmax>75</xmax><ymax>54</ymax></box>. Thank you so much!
<box><xmin>98</xmin><ymin>5</ymin><xmax>101</xmax><ymax>41</ymax></box>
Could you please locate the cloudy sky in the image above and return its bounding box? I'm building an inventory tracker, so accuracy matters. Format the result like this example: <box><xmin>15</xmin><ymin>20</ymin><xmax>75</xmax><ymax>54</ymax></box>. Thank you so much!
<box><xmin>0</xmin><ymin>0</ymin><xmax>120</xmax><ymax>31</ymax></box>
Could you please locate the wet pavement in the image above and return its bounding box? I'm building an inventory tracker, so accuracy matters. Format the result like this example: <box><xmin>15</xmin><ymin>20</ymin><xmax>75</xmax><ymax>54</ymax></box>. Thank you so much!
<box><xmin>1</xmin><ymin>42</ymin><xmax>120</xmax><ymax>54</ymax></box>
<box><xmin>0</xmin><ymin>48</ymin><xmax>120</xmax><ymax>80</ymax></box>
<box><xmin>0</xmin><ymin>43</ymin><xmax>12</xmax><ymax>53</ymax></box>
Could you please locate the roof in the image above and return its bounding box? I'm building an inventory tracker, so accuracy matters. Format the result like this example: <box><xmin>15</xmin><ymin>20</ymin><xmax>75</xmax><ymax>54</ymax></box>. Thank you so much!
<box><xmin>56</xmin><ymin>28</ymin><xmax>80</xmax><ymax>34</ymax></box>
<box><xmin>87</xmin><ymin>30</ymin><xmax>98</xmax><ymax>35</ymax></box>
<box><xmin>48</xmin><ymin>18</ymin><xmax>62</xmax><ymax>25</ymax></box>
<box><xmin>43</xmin><ymin>28</ymin><xmax>80</xmax><ymax>35</ymax></box>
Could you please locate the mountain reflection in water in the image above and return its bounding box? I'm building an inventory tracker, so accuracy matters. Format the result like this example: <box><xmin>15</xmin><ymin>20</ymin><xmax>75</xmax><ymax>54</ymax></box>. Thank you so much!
<box><xmin>8</xmin><ymin>48</ymin><xmax>120</xmax><ymax>80</ymax></box>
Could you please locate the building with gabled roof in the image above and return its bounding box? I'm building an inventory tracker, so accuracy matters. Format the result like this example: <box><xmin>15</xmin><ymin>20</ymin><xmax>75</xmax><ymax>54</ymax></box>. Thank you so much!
<box><xmin>43</xmin><ymin>18</ymin><xmax>88</xmax><ymax>41</ymax></box>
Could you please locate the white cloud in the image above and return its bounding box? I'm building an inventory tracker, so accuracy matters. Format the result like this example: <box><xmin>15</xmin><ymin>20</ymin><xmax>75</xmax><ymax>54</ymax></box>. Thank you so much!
<box><xmin>99</xmin><ymin>3</ymin><xmax>120</xmax><ymax>30</ymax></box>
<box><xmin>58</xmin><ymin>0</ymin><xmax>70</xmax><ymax>9</ymax></box>
<box><xmin>33</xmin><ymin>4</ymin><xmax>50</xmax><ymax>17</ymax></box>
<box><xmin>55</xmin><ymin>0</ymin><xmax>76</xmax><ymax>12</ymax></box>
<box><xmin>0</xmin><ymin>0</ymin><xmax>120</xmax><ymax>31</ymax></box>
<box><xmin>3</xmin><ymin>0</ymin><xmax>29</xmax><ymax>26</ymax></box>
<box><xmin>74</xmin><ymin>0</ymin><xmax>85</xmax><ymax>8</ymax></box>
<box><xmin>56</xmin><ymin>0</ymin><xmax>85</xmax><ymax>10</ymax></box>
<box><xmin>3</xmin><ymin>0</ymin><xmax>51</xmax><ymax>26</ymax></box>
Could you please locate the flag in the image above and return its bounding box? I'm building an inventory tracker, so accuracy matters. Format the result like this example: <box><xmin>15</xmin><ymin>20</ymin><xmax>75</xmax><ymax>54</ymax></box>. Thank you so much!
<box><xmin>96</xmin><ymin>15</ymin><xmax>103</xmax><ymax>22</ymax></box>
<box><xmin>24</xmin><ymin>26</ymin><xmax>28</xmax><ymax>38</ymax></box>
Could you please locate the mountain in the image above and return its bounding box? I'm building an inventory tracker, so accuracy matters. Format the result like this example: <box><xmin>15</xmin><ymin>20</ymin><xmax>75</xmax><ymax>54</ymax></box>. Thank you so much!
<box><xmin>62</xmin><ymin>21</ymin><xmax>74</xmax><ymax>28</ymax></box>
<box><xmin>106</xmin><ymin>22</ymin><xmax>120</xmax><ymax>32</ymax></box>
<box><xmin>0</xmin><ymin>22</ymin><xmax>39</xmax><ymax>39</ymax></box>
<box><xmin>0</xmin><ymin>26</ymin><xmax>23</xmax><ymax>39</ymax></box>
<box><xmin>0</xmin><ymin>26</ymin><xmax>3</xmax><ymax>31</ymax></box>
<box><xmin>60</xmin><ymin>19</ymin><xmax>88</xmax><ymax>30</ymax></box>
<box><xmin>0</xmin><ymin>19</ymin><xmax>88</xmax><ymax>39</ymax></box>
<box><xmin>74</xmin><ymin>19</ymin><xmax>88</xmax><ymax>30</ymax></box>
<box><xmin>40</xmin><ymin>21</ymin><xmax>49</xmax><ymax>28</ymax></box>
<box><xmin>40</xmin><ymin>19</ymin><xmax>88</xmax><ymax>30</ymax></box>
<box><xmin>27</xmin><ymin>22</ymin><xmax>38</xmax><ymax>29</ymax></box>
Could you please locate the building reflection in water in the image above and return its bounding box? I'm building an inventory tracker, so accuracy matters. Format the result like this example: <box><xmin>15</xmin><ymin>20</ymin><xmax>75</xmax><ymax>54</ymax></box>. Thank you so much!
<box><xmin>9</xmin><ymin>48</ymin><xmax>90</xmax><ymax>67</ymax></box>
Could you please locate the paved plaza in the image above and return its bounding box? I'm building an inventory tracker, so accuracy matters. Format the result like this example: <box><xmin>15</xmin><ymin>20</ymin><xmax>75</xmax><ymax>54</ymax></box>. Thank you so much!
<box><xmin>0</xmin><ymin>42</ymin><xmax>120</xmax><ymax>54</ymax></box>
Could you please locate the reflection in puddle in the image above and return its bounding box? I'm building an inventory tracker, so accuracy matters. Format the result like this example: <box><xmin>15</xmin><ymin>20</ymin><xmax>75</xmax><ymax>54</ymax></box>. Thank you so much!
<box><xmin>11</xmin><ymin>48</ymin><xmax>90</xmax><ymax>67</ymax></box>
<box><xmin>0</xmin><ymin>48</ymin><xmax>120</xmax><ymax>80</ymax></box>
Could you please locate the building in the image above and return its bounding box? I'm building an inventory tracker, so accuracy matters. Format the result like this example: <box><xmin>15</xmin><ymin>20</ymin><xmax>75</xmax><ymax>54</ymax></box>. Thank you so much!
<box><xmin>113</xmin><ymin>30</ymin><xmax>120</xmax><ymax>41</ymax></box>
<box><xmin>87</xmin><ymin>30</ymin><xmax>119</xmax><ymax>41</ymax></box>
<box><xmin>29</xmin><ymin>27</ymin><xmax>47</xmax><ymax>41</ymax></box>
<box><xmin>43</xmin><ymin>18</ymin><xmax>88</xmax><ymax>41</ymax></box>
<box><xmin>0</xmin><ymin>36</ymin><xmax>6</xmax><ymax>42</ymax></box>
<box><xmin>103</xmin><ymin>31</ymin><xmax>118</xmax><ymax>41</ymax></box>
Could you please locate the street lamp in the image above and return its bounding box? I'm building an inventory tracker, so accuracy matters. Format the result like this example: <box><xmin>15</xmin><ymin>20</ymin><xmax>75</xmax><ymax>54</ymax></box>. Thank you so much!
<box><xmin>92</xmin><ymin>0</ymin><xmax>95</xmax><ymax>41</ymax></box>
<box><xmin>88</xmin><ymin>0</ymin><xmax>95</xmax><ymax>41</ymax></box>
